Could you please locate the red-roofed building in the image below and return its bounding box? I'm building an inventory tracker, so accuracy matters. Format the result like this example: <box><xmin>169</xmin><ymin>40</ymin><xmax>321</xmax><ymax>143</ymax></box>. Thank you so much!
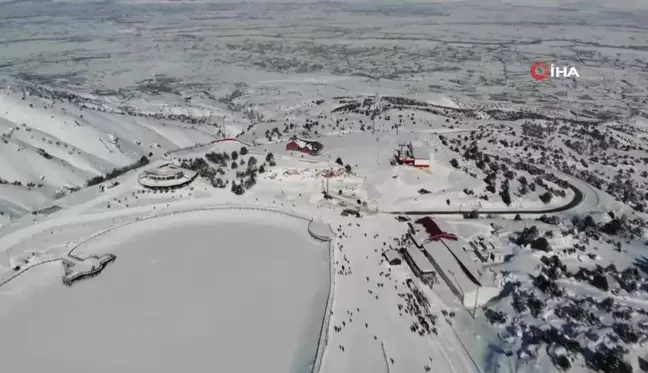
<box><xmin>394</xmin><ymin>141</ymin><xmax>430</xmax><ymax>168</ymax></box>
<box><xmin>408</xmin><ymin>216</ymin><xmax>457</xmax><ymax>247</ymax></box>
<box><xmin>285</xmin><ymin>136</ymin><xmax>323</xmax><ymax>155</ymax></box>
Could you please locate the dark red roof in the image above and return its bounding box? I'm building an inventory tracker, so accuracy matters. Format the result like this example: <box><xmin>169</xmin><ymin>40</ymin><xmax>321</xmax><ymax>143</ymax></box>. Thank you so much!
<box><xmin>286</xmin><ymin>140</ymin><xmax>314</xmax><ymax>154</ymax></box>
<box><xmin>286</xmin><ymin>136</ymin><xmax>323</xmax><ymax>155</ymax></box>
<box><xmin>414</xmin><ymin>217</ymin><xmax>457</xmax><ymax>241</ymax></box>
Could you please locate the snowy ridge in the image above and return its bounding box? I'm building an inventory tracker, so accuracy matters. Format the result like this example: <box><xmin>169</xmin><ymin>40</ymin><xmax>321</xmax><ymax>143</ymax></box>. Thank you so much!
<box><xmin>0</xmin><ymin>88</ymin><xmax>222</xmax><ymax>216</ymax></box>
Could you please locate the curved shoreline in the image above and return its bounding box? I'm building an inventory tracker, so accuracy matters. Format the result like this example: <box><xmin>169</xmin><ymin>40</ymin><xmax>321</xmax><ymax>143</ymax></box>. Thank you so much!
<box><xmin>0</xmin><ymin>205</ymin><xmax>336</xmax><ymax>373</ymax></box>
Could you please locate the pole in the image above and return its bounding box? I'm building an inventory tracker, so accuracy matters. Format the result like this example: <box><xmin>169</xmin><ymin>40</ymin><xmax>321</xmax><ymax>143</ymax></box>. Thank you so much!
<box><xmin>472</xmin><ymin>271</ymin><xmax>484</xmax><ymax>319</ymax></box>
<box><xmin>373</xmin><ymin>86</ymin><xmax>379</xmax><ymax>134</ymax></box>
<box><xmin>327</xmin><ymin>167</ymin><xmax>330</xmax><ymax>196</ymax></box>
<box><xmin>473</xmin><ymin>285</ymin><xmax>480</xmax><ymax>319</ymax></box>
<box><xmin>372</xmin><ymin>104</ymin><xmax>376</xmax><ymax>135</ymax></box>
<box><xmin>380</xmin><ymin>340</ymin><xmax>392</xmax><ymax>373</ymax></box>
<box><xmin>376</xmin><ymin>146</ymin><xmax>380</xmax><ymax>166</ymax></box>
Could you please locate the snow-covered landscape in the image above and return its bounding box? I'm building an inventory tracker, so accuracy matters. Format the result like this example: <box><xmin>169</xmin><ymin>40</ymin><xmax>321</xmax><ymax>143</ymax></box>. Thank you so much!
<box><xmin>1</xmin><ymin>1</ymin><xmax>648</xmax><ymax>373</ymax></box>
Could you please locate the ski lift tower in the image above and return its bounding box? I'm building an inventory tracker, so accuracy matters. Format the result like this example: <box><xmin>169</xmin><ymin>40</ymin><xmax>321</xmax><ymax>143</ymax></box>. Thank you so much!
<box><xmin>396</xmin><ymin>142</ymin><xmax>408</xmax><ymax>163</ymax></box>
<box><xmin>372</xmin><ymin>92</ymin><xmax>378</xmax><ymax>134</ymax></box>
<box><xmin>372</xmin><ymin>78</ymin><xmax>381</xmax><ymax>134</ymax></box>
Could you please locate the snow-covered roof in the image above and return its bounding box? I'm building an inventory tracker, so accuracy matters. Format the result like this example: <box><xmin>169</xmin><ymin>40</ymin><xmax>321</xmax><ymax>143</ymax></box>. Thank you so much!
<box><xmin>144</xmin><ymin>163</ymin><xmax>188</xmax><ymax>177</ymax></box>
<box><xmin>434</xmin><ymin>219</ymin><xmax>455</xmax><ymax>235</ymax></box>
<box><xmin>289</xmin><ymin>138</ymin><xmax>309</xmax><ymax>149</ymax></box>
<box><xmin>404</xmin><ymin>246</ymin><xmax>435</xmax><ymax>274</ymax></box>
<box><xmin>441</xmin><ymin>239</ymin><xmax>484</xmax><ymax>284</ymax></box>
<box><xmin>412</xmin><ymin>147</ymin><xmax>429</xmax><ymax>160</ymax></box>
<box><xmin>462</xmin><ymin>286</ymin><xmax>500</xmax><ymax>308</ymax></box>
<box><xmin>153</xmin><ymin>165</ymin><xmax>183</xmax><ymax>177</ymax></box>
<box><xmin>423</xmin><ymin>240</ymin><xmax>479</xmax><ymax>296</ymax></box>
<box><xmin>139</xmin><ymin>164</ymin><xmax>197</xmax><ymax>188</ymax></box>
<box><xmin>382</xmin><ymin>249</ymin><xmax>401</xmax><ymax>263</ymax></box>
<box><xmin>288</xmin><ymin>136</ymin><xmax>323</xmax><ymax>152</ymax></box>
<box><xmin>409</xmin><ymin>228</ymin><xmax>430</xmax><ymax>247</ymax></box>
<box><xmin>549</xmin><ymin>232</ymin><xmax>576</xmax><ymax>250</ymax></box>
<box><xmin>409</xmin><ymin>141</ymin><xmax>429</xmax><ymax>159</ymax></box>
<box><xmin>292</xmin><ymin>135</ymin><xmax>318</xmax><ymax>143</ymax></box>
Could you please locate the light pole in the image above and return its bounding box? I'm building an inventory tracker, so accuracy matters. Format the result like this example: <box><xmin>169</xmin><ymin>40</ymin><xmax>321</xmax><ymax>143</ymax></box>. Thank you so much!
<box><xmin>472</xmin><ymin>283</ymin><xmax>480</xmax><ymax>319</ymax></box>
<box><xmin>326</xmin><ymin>168</ymin><xmax>330</xmax><ymax>196</ymax></box>
<box><xmin>472</xmin><ymin>270</ymin><xmax>484</xmax><ymax>319</ymax></box>
<box><xmin>372</xmin><ymin>91</ymin><xmax>377</xmax><ymax>135</ymax></box>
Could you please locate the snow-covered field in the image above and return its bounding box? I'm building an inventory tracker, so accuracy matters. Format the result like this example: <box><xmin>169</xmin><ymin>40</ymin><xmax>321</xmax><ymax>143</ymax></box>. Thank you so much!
<box><xmin>1</xmin><ymin>1</ymin><xmax>648</xmax><ymax>373</ymax></box>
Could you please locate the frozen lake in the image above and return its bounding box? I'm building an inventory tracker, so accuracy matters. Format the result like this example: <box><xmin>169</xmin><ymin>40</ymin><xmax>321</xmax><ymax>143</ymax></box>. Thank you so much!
<box><xmin>0</xmin><ymin>209</ymin><xmax>330</xmax><ymax>373</ymax></box>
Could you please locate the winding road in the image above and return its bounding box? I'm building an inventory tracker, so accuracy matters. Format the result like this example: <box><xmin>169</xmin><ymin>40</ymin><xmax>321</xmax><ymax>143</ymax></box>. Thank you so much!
<box><xmin>385</xmin><ymin>180</ymin><xmax>583</xmax><ymax>215</ymax></box>
<box><xmin>384</xmin><ymin>161</ymin><xmax>603</xmax><ymax>216</ymax></box>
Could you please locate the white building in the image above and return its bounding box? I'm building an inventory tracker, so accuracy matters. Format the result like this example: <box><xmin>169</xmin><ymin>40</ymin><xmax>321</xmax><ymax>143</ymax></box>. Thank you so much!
<box><xmin>422</xmin><ymin>239</ymin><xmax>500</xmax><ymax>308</ymax></box>
<box><xmin>491</xmin><ymin>224</ymin><xmax>510</xmax><ymax>237</ymax></box>
<box><xmin>548</xmin><ymin>231</ymin><xmax>576</xmax><ymax>251</ymax></box>
<box><xmin>474</xmin><ymin>249</ymin><xmax>507</xmax><ymax>264</ymax></box>
<box><xmin>138</xmin><ymin>163</ymin><xmax>198</xmax><ymax>188</ymax></box>
<box><xmin>408</xmin><ymin>141</ymin><xmax>430</xmax><ymax>168</ymax></box>
<box><xmin>402</xmin><ymin>246</ymin><xmax>436</xmax><ymax>281</ymax></box>
<box><xmin>382</xmin><ymin>250</ymin><xmax>402</xmax><ymax>266</ymax></box>
<box><xmin>472</xmin><ymin>239</ymin><xmax>508</xmax><ymax>264</ymax></box>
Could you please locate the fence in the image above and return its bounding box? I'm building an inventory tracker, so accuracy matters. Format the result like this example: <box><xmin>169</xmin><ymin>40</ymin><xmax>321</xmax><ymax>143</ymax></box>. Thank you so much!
<box><xmin>164</xmin><ymin>142</ymin><xmax>214</xmax><ymax>156</ymax></box>
<box><xmin>164</xmin><ymin>138</ymin><xmax>253</xmax><ymax>157</ymax></box>
<box><xmin>67</xmin><ymin>204</ymin><xmax>311</xmax><ymax>256</ymax></box>
<box><xmin>0</xmin><ymin>258</ymin><xmax>62</xmax><ymax>287</ymax></box>
<box><xmin>1</xmin><ymin>204</ymin><xmax>313</xmax><ymax>288</ymax></box>
<box><xmin>308</xmin><ymin>221</ymin><xmax>336</xmax><ymax>373</ymax></box>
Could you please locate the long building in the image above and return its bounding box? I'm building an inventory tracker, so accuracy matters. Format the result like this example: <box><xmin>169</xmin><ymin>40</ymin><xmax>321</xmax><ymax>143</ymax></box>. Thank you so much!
<box><xmin>401</xmin><ymin>246</ymin><xmax>436</xmax><ymax>282</ymax></box>
<box><xmin>285</xmin><ymin>136</ymin><xmax>323</xmax><ymax>155</ymax></box>
<box><xmin>422</xmin><ymin>239</ymin><xmax>499</xmax><ymax>308</ymax></box>
<box><xmin>395</xmin><ymin>141</ymin><xmax>430</xmax><ymax>168</ymax></box>
<box><xmin>422</xmin><ymin>240</ymin><xmax>476</xmax><ymax>300</ymax></box>
<box><xmin>405</xmin><ymin>215</ymin><xmax>500</xmax><ymax>308</ymax></box>
<box><xmin>409</xmin><ymin>141</ymin><xmax>431</xmax><ymax>168</ymax></box>
<box><xmin>441</xmin><ymin>238</ymin><xmax>483</xmax><ymax>285</ymax></box>
<box><xmin>408</xmin><ymin>216</ymin><xmax>457</xmax><ymax>247</ymax></box>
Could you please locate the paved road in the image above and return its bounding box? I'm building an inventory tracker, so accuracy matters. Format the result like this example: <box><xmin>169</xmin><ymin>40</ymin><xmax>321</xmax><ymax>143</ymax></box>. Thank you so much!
<box><xmin>384</xmin><ymin>149</ymin><xmax>607</xmax><ymax>216</ymax></box>
<box><xmin>384</xmin><ymin>175</ymin><xmax>586</xmax><ymax>216</ymax></box>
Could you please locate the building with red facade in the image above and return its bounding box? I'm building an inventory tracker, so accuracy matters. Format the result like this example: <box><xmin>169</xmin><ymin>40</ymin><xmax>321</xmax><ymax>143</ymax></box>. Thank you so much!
<box><xmin>285</xmin><ymin>136</ymin><xmax>323</xmax><ymax>155</ymax></box>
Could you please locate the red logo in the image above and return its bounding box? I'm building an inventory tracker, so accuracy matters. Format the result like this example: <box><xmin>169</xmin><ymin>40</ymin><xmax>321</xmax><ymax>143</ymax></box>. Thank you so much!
<box><xmin>530</xmin><ymin>61</ymin><xmax>549</xmax><ymax>81</ymax></box>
